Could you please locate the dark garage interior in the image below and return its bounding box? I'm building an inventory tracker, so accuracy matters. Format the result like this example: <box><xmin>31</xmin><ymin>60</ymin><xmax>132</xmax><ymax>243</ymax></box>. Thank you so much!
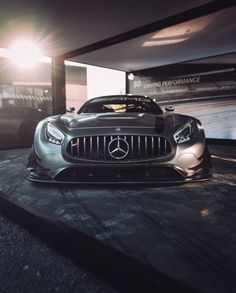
<box><xmin>0</xmin><ymin>1</ymin><xmax>236</xmax><ymax>292</ymax></box>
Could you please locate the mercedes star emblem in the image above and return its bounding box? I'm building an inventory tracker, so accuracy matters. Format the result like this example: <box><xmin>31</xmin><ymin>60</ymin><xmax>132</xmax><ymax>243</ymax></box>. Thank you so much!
<box><xmin>108</xmin><ymin>137</ymin><xmax>129</xmax><ymax>159</ymax></box>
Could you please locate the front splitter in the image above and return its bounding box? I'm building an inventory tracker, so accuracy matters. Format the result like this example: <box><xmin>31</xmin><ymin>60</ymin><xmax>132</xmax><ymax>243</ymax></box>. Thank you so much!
<box><xmin>27</xmin><ymin>172</ymin><xmax>210</xmax><ymax>184</ymax></box>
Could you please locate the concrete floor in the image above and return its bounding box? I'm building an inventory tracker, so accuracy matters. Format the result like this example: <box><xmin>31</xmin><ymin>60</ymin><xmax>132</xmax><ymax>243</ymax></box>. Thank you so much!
<box><xmin>0</xmin><ymin>144</ymin><xmax>236</xmax><ymax>292</ymax></box>
<box><xmin>0</xmin><ymin>213</ymin><xmax>120</xmax><ymax>293</ymax></box>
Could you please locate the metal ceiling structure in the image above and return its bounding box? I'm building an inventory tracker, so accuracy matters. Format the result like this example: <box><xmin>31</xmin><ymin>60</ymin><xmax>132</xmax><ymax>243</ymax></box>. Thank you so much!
<box><xmin>64</xmin><ymin>1</ymin><xmax>236</xmax><ymax>72</ymax></box>
<box><xmin>0</xmin><ymin>0</ymin><xmax>236</xmax><ymax>72</ymax></box>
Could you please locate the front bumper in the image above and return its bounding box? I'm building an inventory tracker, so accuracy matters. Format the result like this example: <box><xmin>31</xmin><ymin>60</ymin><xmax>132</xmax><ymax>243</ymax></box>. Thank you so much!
<box><xmin>28</xmin><ymin>159</ymin><xmax>211</xmax><ymax>184</ymax></box>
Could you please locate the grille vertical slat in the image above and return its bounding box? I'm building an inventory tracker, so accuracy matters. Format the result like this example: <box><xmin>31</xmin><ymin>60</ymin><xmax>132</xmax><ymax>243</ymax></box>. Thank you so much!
<box><xmin>90</xmin><ymin>137</ymin><xmax>92</xmax><ymax>158</ymax></box>
<box><xmin>83</xmin><ymin>137</ymin><xmax>86</xmax><ymax>157</ymax></box>
<box><xmin>131</xmin><ymin>136</ymin><xmax>134</xmax><ymax>158</ymax></box>
<box><xmin>164</xmin><ymin>138</ymin><xmax>167</xmax><ymax>155</ymax></box>
<box><xmin>151</xmin><ymin>136</ymin><xmax>154</xmax><ymax>158</ymax></box>
<box><xmin>103</xmin><ymin>136</ymin><xmax>106</xmax><ymax>160</ymax></box>
<box><xmin>77</xmin><ymin>138</ymin><xmax>79</xmax><ymax>157</ymax></box>
<box><xmin>97</xmin><ymin>136</ymin><xmax>99</xmax><ymax>159</ymax></box>
<box><xmin>70</xmin><ymin>140</ymin><xmax>74</xmax><ymax>156</ymax></box>
<box><xmin>67</xmin><ymin>135</ymin><xmax>171</xmax><ymax>161</ymax></box>
<box><xmin>138</xmin><ymin>136</ymin><xmax>141</xmax><ymax>159</ymax></box>
<box><xmin>144</xmin><ymin>136</ymin><xmax>147</xmax><ymax>157</ymax></box>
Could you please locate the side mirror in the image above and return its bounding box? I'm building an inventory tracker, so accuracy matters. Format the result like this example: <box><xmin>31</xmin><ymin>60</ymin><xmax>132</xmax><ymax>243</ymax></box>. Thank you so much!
<box><xmin>67</xmin><ymin>107</ymin><xmax>75</xmax><ymax>113</ymax></box>
<box><xmin>165</xmin><ymin>105</ymin><xmax>174</xmax><ymax>112</ymax></box>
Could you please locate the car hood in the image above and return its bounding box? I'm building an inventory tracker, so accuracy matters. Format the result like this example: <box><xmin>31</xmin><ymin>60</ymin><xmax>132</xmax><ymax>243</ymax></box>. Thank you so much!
<box><xmin>49</xmin><ymin>112</ymin><xmax>193</xmax><ymax>134</ymax></box>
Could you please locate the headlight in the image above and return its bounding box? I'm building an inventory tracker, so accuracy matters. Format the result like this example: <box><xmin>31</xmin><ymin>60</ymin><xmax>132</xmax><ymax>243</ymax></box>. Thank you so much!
<box><xmin>45</xmin><ymin>123</ymin><xmax>64</xmax><ymax>145</ymax></box>
<box><xmin>174</xmin><ymin>120</ymin><xmax>193</xmax><ymax>144</ymax></box>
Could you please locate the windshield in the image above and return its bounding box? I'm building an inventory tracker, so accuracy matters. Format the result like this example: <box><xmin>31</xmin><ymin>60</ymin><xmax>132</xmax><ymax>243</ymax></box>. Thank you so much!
<box><xmin>78</xmin><ymin>96</ymin><xmax>163</xmax><ymax>115</ymax></box>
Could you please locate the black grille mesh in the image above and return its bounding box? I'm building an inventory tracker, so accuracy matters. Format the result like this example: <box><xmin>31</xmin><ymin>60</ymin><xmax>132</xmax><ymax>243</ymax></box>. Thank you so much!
<box><xmin>67</xmin><ymin>135</ymin><xmax>171</xmax><ymax>161</ymax></box>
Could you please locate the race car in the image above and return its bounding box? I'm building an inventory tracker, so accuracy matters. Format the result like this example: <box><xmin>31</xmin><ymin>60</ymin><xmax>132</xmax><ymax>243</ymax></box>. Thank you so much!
<box><xmin>27</xmin><ymin>95</ymin><xmax>211</xmax><ymax>183</ymax></box>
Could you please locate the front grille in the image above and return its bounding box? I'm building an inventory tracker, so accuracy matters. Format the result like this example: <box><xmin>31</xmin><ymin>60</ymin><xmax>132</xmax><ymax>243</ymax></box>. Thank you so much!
<box><xmin>67</xmin><ymin>135</ymin><xmax>171</xmax><ymax>161</ymax></box>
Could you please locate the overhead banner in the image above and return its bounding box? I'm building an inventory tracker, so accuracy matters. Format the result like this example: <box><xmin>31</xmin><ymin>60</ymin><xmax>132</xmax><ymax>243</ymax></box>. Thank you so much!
<box><xmin>133</xmin><ymin>76</ymin><xmax>201</xmax><ymax>89</ymax></box>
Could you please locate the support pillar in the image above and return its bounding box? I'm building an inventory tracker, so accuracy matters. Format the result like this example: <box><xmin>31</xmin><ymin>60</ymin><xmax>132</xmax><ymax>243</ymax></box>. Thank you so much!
<box><xmin>51</xmin><ymin>57</ymin><xmax>66</xmax><ymax>115</ymax></box>
<box><xmin>125</xmin><ymin>72</ymin><xmax>130</xmax><ymax>94</ymax></box>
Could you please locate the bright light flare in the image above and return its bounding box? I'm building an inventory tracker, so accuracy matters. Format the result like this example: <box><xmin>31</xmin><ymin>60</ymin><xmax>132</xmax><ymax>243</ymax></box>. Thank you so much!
<box><xmin>9</xmin><ymin>40</ymin><xmax>41</xmax><ymax>68</ymax></box>
<box><xmin>128</xmin><ymin>73</ymin><xmax>134</xmax><ymax>80</ymax></box>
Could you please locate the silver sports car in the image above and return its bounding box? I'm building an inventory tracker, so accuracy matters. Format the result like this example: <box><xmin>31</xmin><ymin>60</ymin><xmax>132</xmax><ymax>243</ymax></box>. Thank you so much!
<box><xmin>27</xmin><ymin>95</ymin><xmax>211</xmax><ymax>183</ymax></box>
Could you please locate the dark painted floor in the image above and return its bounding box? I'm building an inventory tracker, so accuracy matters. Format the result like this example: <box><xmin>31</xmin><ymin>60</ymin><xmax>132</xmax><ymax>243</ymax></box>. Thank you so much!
<box><xmin>0</xmin><ymin>145</ymin><xmax>236</xmax><ymax>292</ymax></box>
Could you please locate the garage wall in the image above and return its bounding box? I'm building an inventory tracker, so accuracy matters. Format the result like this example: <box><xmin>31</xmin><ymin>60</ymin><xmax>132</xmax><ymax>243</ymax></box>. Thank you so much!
<box><xmin>127</xmin><ymin>62</ymin><xmax>236</xmax><ymax>139</ymax></box>
<box><xmin>0</xmin><ymin>54</ymin><xmax>126</xmax><ymax>149</ymax></box>
<box><xmin>0</xmin><ymin>57</ymin><xmax>87</xmax><ymax>149</ymax></box>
